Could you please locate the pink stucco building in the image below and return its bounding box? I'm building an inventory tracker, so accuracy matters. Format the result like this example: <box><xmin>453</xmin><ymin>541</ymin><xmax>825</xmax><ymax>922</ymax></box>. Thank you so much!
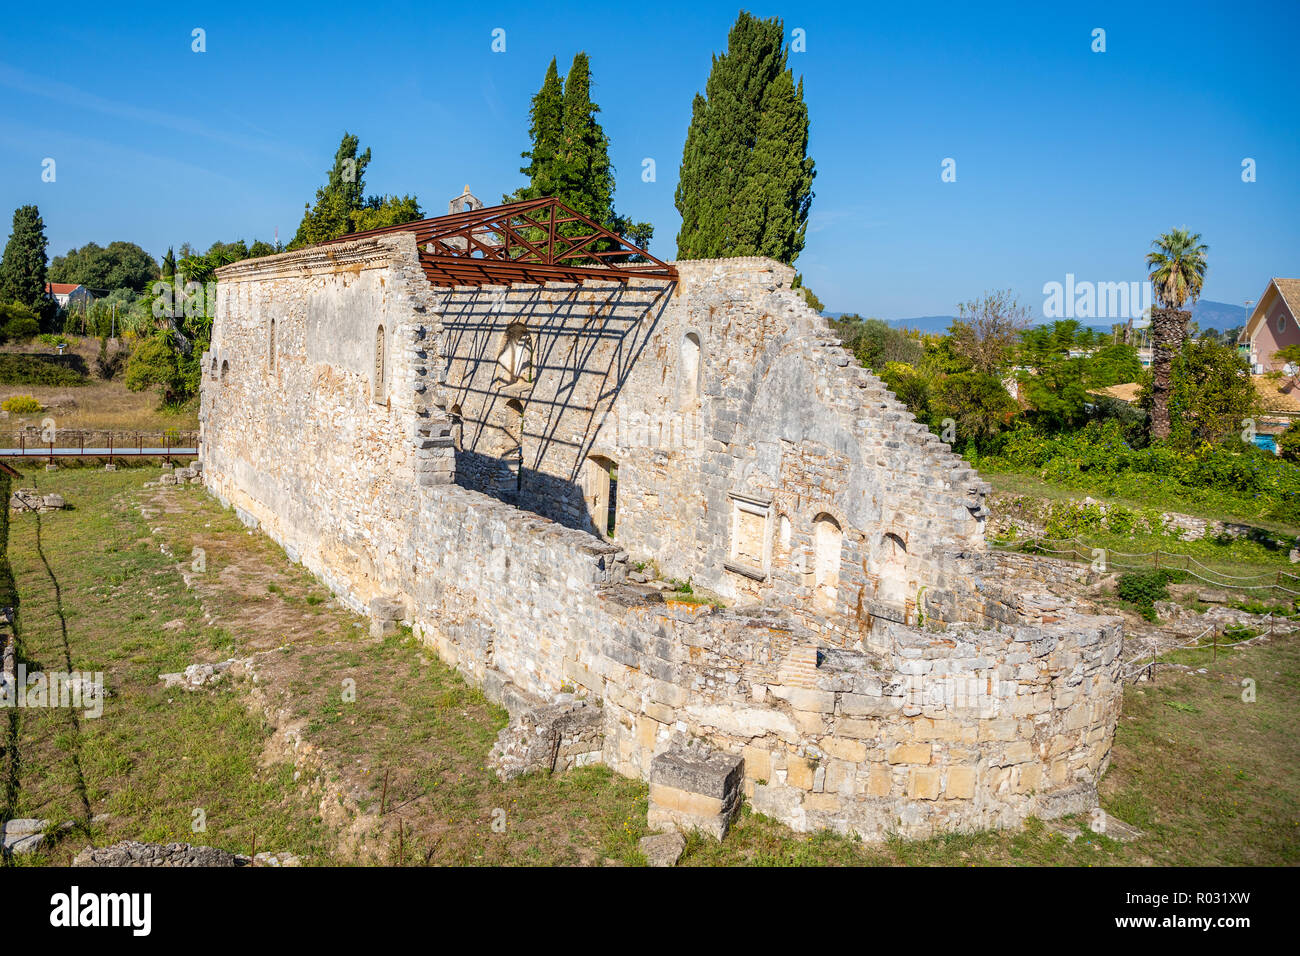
<box><xmin>1239</xmin><ymin>277</ymin><xmax>1300</xmax><ymax>372</ymax></box>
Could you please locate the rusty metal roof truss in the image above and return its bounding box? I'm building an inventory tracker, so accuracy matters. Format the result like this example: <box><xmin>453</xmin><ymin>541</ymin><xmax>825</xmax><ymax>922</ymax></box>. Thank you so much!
<box><xmin>319</xmin><ymin>197</ymin><xmax>676</xmax><ymax>287</ymax></box>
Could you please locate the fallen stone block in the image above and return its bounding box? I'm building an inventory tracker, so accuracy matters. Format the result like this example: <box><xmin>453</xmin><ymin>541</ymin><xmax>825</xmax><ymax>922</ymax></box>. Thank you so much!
<box><xmin>159</xmin><ymin>660</ymin><xmax>234</xmax><ymax>691</ymax></box>
<box><xmin>368</xmin><ymin>593</ymin><xmax>408</xmax><ymax>637</ymax></box>
<box><xmin>639</xmin><ymin>830</ymin><xmax>685</xmax><ymax>867</ymax></box>
<box><xmin>647</xmin><ymin>746</ymin><xmax>744</xmax><ymax>841</ymax></box>
<box><xmin>1090</xmin><ymin>808</ymin><xmax>1143</xmax><ymax>842</ymax></box>
<box><xmin>2</xmin><ymin>818</ymin><xmax>49</xmax><ymax>857</ymax></box>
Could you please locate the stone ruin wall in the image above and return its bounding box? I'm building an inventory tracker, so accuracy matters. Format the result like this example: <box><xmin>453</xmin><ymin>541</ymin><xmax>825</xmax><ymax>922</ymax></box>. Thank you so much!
<box><xmin>200</xmin><ymin>234</ymin><xmax>1125</xmax><ymax>840</ymax></box>
<box><xmin>437</xmin><ymin>256</ymin><xmax>995</xmax><ymax>639</ymax></box>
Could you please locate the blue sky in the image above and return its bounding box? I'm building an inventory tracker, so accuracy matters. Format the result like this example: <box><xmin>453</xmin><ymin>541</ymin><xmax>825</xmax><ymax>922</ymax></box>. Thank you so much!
<box><xmin>1</xmin><ymin>1</ymin><xmax>1296</xmax><ymax>317</ymax></box>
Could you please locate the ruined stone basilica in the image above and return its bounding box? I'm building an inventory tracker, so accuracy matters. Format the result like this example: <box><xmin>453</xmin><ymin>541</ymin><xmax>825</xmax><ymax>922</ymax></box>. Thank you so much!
<box><xmin>200</xmin><ymin>188</ymin><xmax>1124</xmax><ymax>840</ymax></box>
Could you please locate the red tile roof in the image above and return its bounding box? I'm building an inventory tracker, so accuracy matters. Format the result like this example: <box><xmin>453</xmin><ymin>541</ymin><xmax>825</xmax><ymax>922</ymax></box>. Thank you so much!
<box><xmin>45</xmin><ymin>282</ymin><xmax>82</xmax><ymax>295</ymax></box>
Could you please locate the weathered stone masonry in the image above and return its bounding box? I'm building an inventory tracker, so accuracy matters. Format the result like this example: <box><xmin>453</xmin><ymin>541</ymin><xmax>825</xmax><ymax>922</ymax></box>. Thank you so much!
<box><xmin>201</xmin><ymin>231</ymin><xmax>1125</xmax><ymax>840</ymax></box>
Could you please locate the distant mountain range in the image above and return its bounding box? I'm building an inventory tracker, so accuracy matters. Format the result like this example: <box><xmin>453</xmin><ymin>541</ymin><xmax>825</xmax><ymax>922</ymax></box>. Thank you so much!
<box><xmin>826</xmin><ymin>300</ymin><xmax>1250</xmax><ymax>334</ymax></box>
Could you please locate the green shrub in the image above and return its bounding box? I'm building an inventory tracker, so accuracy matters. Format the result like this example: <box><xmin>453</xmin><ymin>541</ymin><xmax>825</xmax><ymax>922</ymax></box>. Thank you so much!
<box><xmin>0</xmin><ymin>302</ymin><xmax>42</xmax><ymax>344</ymax></box>
<box><xmin>977</xmin><ymin>420</ymin><xmax>1300</xmax><ymax>524</ymax></box>
<box><xmin>1</xmin><ymin>395</ymin><xmax>42</xmax><ymax>414</ymax></box>
<box><xmin>1116</xmin><ymin>569</ymin><xmax>1187</xmax><ymax>621</ymax></box>
<box><xmin>3</xmin><ymin>315</ymin><xmax>40</xmax><ymax>342</ymax></box>
<box><xmin>0</xmin><ymin>353</ymin><xmax>89</xmax><ymax>387</ymax></box>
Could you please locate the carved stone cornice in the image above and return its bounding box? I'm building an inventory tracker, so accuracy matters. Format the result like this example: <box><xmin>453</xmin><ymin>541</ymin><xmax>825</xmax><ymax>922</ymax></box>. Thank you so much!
<box><xmin>214</xmin><ymin>233</ymin><xmax>419</xmax><ymax>283</ymax></box>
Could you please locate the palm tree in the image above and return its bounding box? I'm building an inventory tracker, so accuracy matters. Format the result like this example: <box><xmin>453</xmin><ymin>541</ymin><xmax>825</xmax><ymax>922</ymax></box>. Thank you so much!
<box><xmin>1145</xmin><ymin>228</ymin><xmax>1208</xmax><ymax>439</ymax></box>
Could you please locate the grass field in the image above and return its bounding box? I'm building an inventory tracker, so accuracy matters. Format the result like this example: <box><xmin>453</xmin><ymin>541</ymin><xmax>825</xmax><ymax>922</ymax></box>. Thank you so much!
<box><xmin>3</xmin><ymin>464</ymin><xmax>1296</xmax><ymax>866</ymax></box>
<box><xmin>0</xmin><ymin>338</ymin><xmax>198</xmax><ymax>435</ymax></box>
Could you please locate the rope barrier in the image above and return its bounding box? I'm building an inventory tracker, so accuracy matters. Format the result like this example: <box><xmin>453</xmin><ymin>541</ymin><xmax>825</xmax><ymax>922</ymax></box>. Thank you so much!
<box><xmin>991</xmin><ymin>535</ymin><xmax>1294</xmax><ymax>593</ymax></box>
<box><xmin>1119</xmin><ymin>621</ymin><xmax>1278</xmax><ymax>681</ymax></box>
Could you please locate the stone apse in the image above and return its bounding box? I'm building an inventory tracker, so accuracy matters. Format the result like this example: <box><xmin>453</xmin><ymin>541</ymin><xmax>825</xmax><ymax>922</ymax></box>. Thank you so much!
<box><xmin>200</xmin><ymin>205</ymin><xmax>1124</xmax><ymax>840</ymax></box>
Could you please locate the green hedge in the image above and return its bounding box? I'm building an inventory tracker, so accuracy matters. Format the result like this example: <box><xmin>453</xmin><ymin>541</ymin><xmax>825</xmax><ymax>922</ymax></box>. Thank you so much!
<box><xmin>0</xmin><ymin>353</ymin><xmax>89</xmax><ymax>387</ymax></box>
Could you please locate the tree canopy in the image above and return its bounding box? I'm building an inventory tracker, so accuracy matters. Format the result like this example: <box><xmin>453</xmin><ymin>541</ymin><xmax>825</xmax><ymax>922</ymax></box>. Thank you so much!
<box><xmin>675</xmin><ymin>11</ymin><xmax>815</xmax><ymax>263</ymax></box>
<box><xmin>49</xmin><ymin>240</ymin><xmax>159</xmax><ymax>293</ymax></box>
<box><xmin>513</xmin><ymin>53</ymin><xmax>652</xmax><ymax>253</ymax></box>
<box><xmin>290</xmin><ymin>134</ymin><xmax>422</xmax><ymax>248</ymax></box>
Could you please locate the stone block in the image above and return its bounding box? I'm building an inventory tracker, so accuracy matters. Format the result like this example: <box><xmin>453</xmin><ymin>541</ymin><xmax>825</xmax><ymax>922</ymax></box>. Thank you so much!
<box><xmin>742</xmin><ymin>745</ymin><xmax>771</xmax><ymax>782</ymax></box>
<box><xmin>887</xmin><ymin>742</ymin><xmax>932</xmax><ymax>765</ymax></box>
<box><xmin>866</xmin><ymin>765</ymin><xmax>893</xmax><ymax>797</ymax></box>
<box><xmin>647</xmin><ymin>747</ymin><xmax>743</xmax><ymax>840</ymax></box>
<box><xmin>1014</xmin><ymin>763</ymin><xmax>1043</xmax><ymax>794</ymax></box>
<box><xmin>1003</xmin><ymin>740</ymin><xmax>1033</xmax><ymax>765</ymax></box>
<box><xmin>908</xmin><ymin>767</ymin><xmax>941</xmax><ymax>800</ymax></box>
<box><xmin>786</xmin><ymin>754</ymin><xmax>816</xmax><ymax>790</ymax></box>
<box><xmin>945</xmin><ymin>766</ymin><xmax>977</xmax><ymax>799</ymax></box>
<box><xmin>819</xmin><ymin>735</ymin><xmax>867</xmax><ymax>762</ymax></box>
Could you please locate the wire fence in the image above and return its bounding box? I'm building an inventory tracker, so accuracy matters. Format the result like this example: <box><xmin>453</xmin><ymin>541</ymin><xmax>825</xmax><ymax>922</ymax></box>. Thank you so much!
<box><xmin>990</xmin><ymin>535</ymin><xmax>1300</xmax><ymax>596</ymax></box>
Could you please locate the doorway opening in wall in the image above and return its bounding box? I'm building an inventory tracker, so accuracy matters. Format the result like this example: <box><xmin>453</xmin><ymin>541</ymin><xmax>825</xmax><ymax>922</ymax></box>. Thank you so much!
<box><xmin>583</xmin><ymin>455</ymin><xmax>617</xmax><ymax>538</ymax></box>
<box><xmin>449</xmin><ymin>404</ymin><xmax>463</xmax><ymax>451</ymax></box>
<box><xmin>813</xmin><ymin>513</ymin><xmax>843</xmax><ymax>609</ymax></box>
<box><xmin>505</xmin><ymin>398</ymin><xmax>525</xmax><ymax>494</ymax></box>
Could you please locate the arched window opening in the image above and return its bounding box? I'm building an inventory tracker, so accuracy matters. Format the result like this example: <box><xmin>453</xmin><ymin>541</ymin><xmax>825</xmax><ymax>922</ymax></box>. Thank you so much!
<box><xmin>583</xmin><ymin>455</ymin><xmax>618</xmax><ymax>538</ymax></box>
<box><xmin>680</xmin><ymin>331</ymin><xmax>701</xmax><ymax>404</ymax></box>
<box><xmin>813</xmin><ymin>513</ymin><xmax>843</xmax><ymax>609</ymax></box>
<box><xmin>268</xmin><ymin>318</ymin><xmax>276</xmax><ymax>373</ymax></box>
<box><xmin>498</xmin><ymin>322</ymin><xmax>534</xmax><ymax>384</ymax></box>
<box><xmin>878</xmin><ymin>532</ymin><xmax>909</xmax><ymax>606</ymax></box>
<box><xmin>220</xmin><ymin>359</ymin><xmax>229</xmax><ymax>382</ymax></box>
<box><xmin>778</xmin><ymin>514</ymin><xmax>792</xmax><ymax>554</ymax></box>
<box><xmin>373</xmin><ymin>325</ymin><xmax>386</xmax><ymax>403</ymax></box>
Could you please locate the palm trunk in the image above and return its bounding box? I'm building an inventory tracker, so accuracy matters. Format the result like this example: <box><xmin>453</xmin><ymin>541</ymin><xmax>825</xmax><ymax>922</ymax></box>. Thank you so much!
<box><xmin>1149</xmin><ymin>307</ymin><xmax>1190</xmax><ymax>440</ymax></box>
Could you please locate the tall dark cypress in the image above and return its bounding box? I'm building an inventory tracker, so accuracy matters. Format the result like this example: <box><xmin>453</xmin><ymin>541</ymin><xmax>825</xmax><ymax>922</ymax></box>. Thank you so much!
<box><xmin>515</xmin><ymin>53</ymin><xmax>653</xmax><ymax>254</ymax></box>
<box><xmin>675</xmin><ymin>12</ymin><xmax>814</xmax><ymax>263</ymax></box>
<box><xmin>516</xmin><ymin>58</ymin><xmax>565</xmax><ymax>202</ymax></box>
<box><xmin>556</xmin><ymin>52</ymin><xmax>615</xmax><ymax>227</ymax></box>
<box><xmin>0</xmin><ymin>205</ymin><xmax>52</xmax><ymax>319</ymax></box>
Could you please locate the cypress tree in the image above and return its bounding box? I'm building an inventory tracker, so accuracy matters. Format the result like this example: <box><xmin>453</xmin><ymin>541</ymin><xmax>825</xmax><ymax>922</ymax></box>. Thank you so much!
<box><xmin>514</xmin><ymin>53</ymin><xmax>653</xmax><ymax>255</ymax></box>
<box><xmin>556</xmin><ymin>52</ymin><xmax>615</xmax><ymax>227</ymax></box>
<box><xmin>675</xmin><ymin>12</ymin><xmax>814</xmax><ymax>264</ymax></box>
<box><xmin>515</xmin><ymin>58</ymin><xmax>565</xmax><ymax>202</ymax></box>
<box><xmin>291</xmin><ymin>133</ymin><xmax>372</xmax><ymax>248</ymax></box>
<box><xmin>0</xmin><ymin>205</ymin><xmax>53</xmax><ymax>321</ymax></box>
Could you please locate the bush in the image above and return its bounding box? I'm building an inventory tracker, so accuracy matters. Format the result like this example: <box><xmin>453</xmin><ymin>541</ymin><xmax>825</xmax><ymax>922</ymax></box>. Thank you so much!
<box><xmin>2</xmin><ymin>315</ymin><xmax>40</xmax><ymax>342</ymax></box>
<box><xmin>1116</xmin><ymin>569</ymin><xmax>1186</xmax><ymax>621</ymax></box>
<box><xmin>0</xmin><ymin>353</ymin><xmax>89</xmax><ymax>387</ymax></box>
<box><xmin>1</xmin><ymin>395</ymin><xmax>42</xmax><ymax>414</ymax></box>
<box><xmin>0</xmin><ymin>302</ymin><xmax>42</xmax><ymax>343</ymax></box>
<box><xmin>93</xmin><ymin>336</ymin><xmax>127</xmax><ymax>381</ymax></box>
<box><xmin>977</xmin><ymin>420</ymin><xmax>1300</xmax><ymax>524</ymax></box>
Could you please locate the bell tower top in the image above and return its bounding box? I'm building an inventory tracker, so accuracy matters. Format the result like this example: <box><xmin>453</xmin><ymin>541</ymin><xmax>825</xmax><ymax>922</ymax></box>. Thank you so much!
<box><xmin>450</xmin><ymin>185</ymin><xmax>484</xmax><ymax>215</ymax></box>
